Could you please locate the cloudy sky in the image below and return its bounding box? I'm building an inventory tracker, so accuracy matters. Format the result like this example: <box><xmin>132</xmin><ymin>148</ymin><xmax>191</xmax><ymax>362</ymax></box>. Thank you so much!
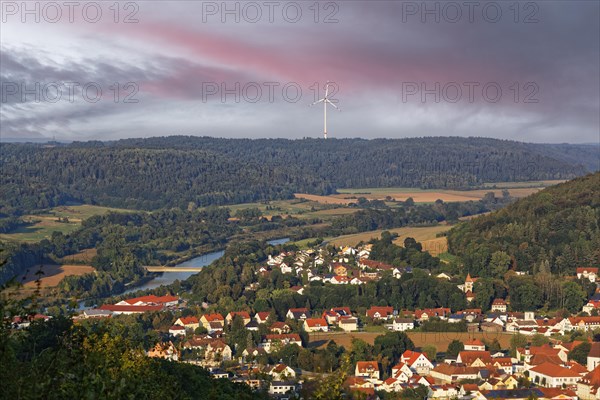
<box><xmin>1</xmin><ymin>1</ymin><xmax>598</xmax><ymax>143</ymax></box>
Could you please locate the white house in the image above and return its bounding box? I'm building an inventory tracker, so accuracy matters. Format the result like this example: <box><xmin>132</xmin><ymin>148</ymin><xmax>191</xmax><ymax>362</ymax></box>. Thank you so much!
<box><xmin>392</xmin><ymin>318</ymin><xmax>414</xmax><ymax>332</ymax></box>
<box><xmin>401</xmin><ymin>350</ymin><xmax>434</xmax><ymax>375</ymax></box>
<box><xmin>355</xmin><ymin>361</ymin><xmax>380</xmax><ymax>380</ymax></box>
<box><xmin>528</xmin><ymin>362</ymin><xmax>582</xmax><ymax>388</ymax></box>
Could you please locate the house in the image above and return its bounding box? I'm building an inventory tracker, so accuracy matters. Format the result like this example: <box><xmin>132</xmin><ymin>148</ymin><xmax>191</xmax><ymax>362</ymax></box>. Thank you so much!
<box><xmin>286</xmin><ymin>308</ymin><xmax>309</xmax><ymax>320</ymax></box>
<box><xmin>583</xmin><ymin>300</ymin><xmax>600</xmax><ymax>315</ymax></box>
<box><xmin>331</xmin><ymin>275</ymin><xmax>351</xmax><ymax>285</ymax></box>
<box><xmin>330</xmin><ymin>307</ymin><xmax>352</xmax><ymax>317</ymax></box>
<box><xmin>577</xmin><ymin>365</ymin><xmax>600</xmax><ymax>399</ymax></box>
<box><xmin>174</xmin><ymin>316</ymin><xmax>200</xmax><ymax>330</ymax></box>
<box><xmin>517</xmin><ymin>344</ymin><xmax>568</xmax><ymax>364</ymax></box>
<box><xmin>430</xmin><ymin>364</ymin><xmax>479</xmax><ymax>383</ymax></box>
<box><xmin>116</xmin><ymin>294</ymin><xmax>179</xmax><ymax>307</ymax></box>
<box><xmin>147</xmin><ymin>341</ymin><xmax>179</xmax><ymax>361</ymax></box>
<box><xmin>81</xmin><ymin>309</ymin><xmax>112</xmax><ymax>319</ymax></box>
<box><xmin>493</xmin><ymin>358</ymin><xmax>515</xmax><ymax>374</ymax></box>
<box><xmin>338</xmin><ymin>316</ymin><xmax>358</xmax><ymax>332</ymax></box>
<box><xmin>289</xmin><ymin>285</ymin><xmax>304</xmax><ymax>295</ymax></box>
<box><xmin>569</xmin><ymin>316</ymin><xmax>600</xmax><ymax>331</ymax></box>
<box><xmin>331</xmin><ymin>262</ymin><xmax>348</xmax><ymax>276</ymax></box>
<box><xmin>169</xmin><ymin>325</ymin><xmax>186</xmax><ymax>337</ymax></box>
<box><xmin>392</xmin><ymin>318</ymin><xmax>415</xmax><ymax>332</ymax></box>
<box><xmin>260</xmin><ymin>334</ymin><xmax>302</xmax><ymax>353</ymax></box>
<box><xmin>245</xmin><ymin>320</ymin><xmax>260</xmax><ymax>331</ymax></box>
<box><xmin>465</xmin><ymin>291</ymin><xmax>475</xmax><ymax>303</ymax></box>
<box><xmin>200</xmin><ymin>313</ymin><xmax>225</xmax><ymax>330</ymax></box>
<box><xmin>457</xmin><ymin>351</ymin><xmax>493</xmax><ymax>367</ymax></box>
<box><xmin>430</xmin><ymin>384</ymin><xmax>459</xmax><ymax>399</ymax></box>
<box><xmin>391</xmin><ymin>362</ymin><xmax>413</xmax><ymax>381</ymax></box>
<box><xmin>491</xmin><ymin>299</ymin><xmax>508</xmax><ymax>313</ymax></box>
<box><xmin>366</xmin><ymin>306</ymin><xmax>394</xmax><ymax>320</ymax></box>
<box><xmin>401</xmin><ymin>350</ymin><xmax>434</xmax><ymax>375</ymax></box>
<box><xmin>206</xmin><ymin>340</ymin><xmax>232</xmax><ymax>362</ymax></box>
<box><xmin>210</xmin><ymin>369</ymin><xmax>229</xmax><ymax>379</ymax></box>
<box><xmin>254</xmin><ymin>311</ymin><xmax>271</xmax><ymax>324</ymax></box>
<box><xmin>268</xmin><ymin>381</ymin><xmax>298</xmax><ymax>396</ymax></box>
<box><xmin>241</xmin><ymin>347</ymin><xmax>267</xmax><ymax>360</ymax></box>
<box><xmin>528</xmin><ymin>362</ymin><xmax>581</xmax><ymax>387</ymax></box>
<box><xmin>436</xmin><ymin>272</ymin><xmax>452</xmax><ymax>280</ymax></box>
<box><xmin>225</xmin><ymin>311</ymin><xmax>251</xmax><ymax>325</ymax></box>
<box><xmin>207</xmin><ymin>321</ymin><xmax>224</xmax><ymax>334</ymax></box>
<box><xmin>268</xmin><ymin>363</ymin><xmax>296</xmax><ymax>380</ymax></box>
<box><xmin>97</xmin><ymin>304</ymin><xmax>163</xmax><ymax>315</ymax></box>
<box><xmin>415</xmin><ymin>307</ymin><xmax>451</xmax><ymax>321</ymax></box>
<box><xmin>464</xmin><ymin>338</ymin><xmax>486</xmax><ymax>352</ymax></box>
<box><xmin>355</xmin><ymin>361</ymin><xmax>380</xmax><ymax>380</ymax></box>
<box><xmin>481</xmin><ymin>321</ymin><xmax>504</xmax><ymax>332</ymax></box>
<box><xmin>577</xmin><ymin>267</ymin><xmax>599</xmax><ymax>282</ymax></box>
<box><xmin>303</xmin><ymin>318</ymin><xmax>329</xmax><ymax>332</ymax></box>
<box><xmin>269</xmin><ymin>321</ymin><xmax>292</xmax><ymax>334</ymax></box>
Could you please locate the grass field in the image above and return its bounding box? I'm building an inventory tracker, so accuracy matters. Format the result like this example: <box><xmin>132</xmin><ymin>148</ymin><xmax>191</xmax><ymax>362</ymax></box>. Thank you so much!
<box><xmin>327</xmin><ymin>225</ymin><xmax>452</xmax><ymax>248</ymax></box>
<box><xmin>0</xmin><ymin>205</ymin><xmax>133</xmax><ymax>242</ymax></box>
<box><xmin>17</xmin><ymin>264</ymin><xmax>95</xmax><ymax>288</ymax></box>
<box><xmin>309</xmin><ymin>331</ymin><xmax>513</xmax><ymax>351</ymax></box>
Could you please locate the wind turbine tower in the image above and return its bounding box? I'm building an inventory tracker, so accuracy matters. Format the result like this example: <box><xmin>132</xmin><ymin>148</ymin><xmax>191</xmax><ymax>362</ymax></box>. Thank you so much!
<box><xmin>311</xmin><ymin>81</ymin><xmax>340</xmax><ymax>139</ymax></box>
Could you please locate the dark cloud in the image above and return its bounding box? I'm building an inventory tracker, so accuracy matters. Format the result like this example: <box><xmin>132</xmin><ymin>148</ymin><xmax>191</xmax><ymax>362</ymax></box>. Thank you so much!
<box><xmin>1</xmin><ymin>1</ymin><xmax>598</xmax><ymax>142</ymax></box>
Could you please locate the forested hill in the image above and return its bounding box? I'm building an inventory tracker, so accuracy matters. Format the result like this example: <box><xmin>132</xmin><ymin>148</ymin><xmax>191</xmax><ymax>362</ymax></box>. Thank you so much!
<box><xmin>447</xmin><ymin>172</ymin><xmax>600</xmax><ymax>277</ymax></box>
<box><xmin>1</xmin><ymin>136</ymin><xmax>597</xmax><ymax>214</ymax></box>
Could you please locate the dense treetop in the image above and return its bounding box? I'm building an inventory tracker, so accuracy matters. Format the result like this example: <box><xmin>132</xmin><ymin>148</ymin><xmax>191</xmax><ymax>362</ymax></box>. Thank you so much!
<box><xmin>448</xmin><ymin>172</ymin><xmax>600</xmax><ymax>277</ymax></box>
<box><xmin>1</xmin><ymin>136</ymin><xmax>596</xmax><ymax>215</ymax></box>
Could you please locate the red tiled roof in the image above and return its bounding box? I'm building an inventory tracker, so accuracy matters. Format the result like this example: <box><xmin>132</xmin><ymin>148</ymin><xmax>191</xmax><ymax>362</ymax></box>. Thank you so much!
<box><xmin>577</xmin><ymin>267</ymin><xmax>599</xmax><ymax>274</ymax></box>
<box><xmin>121</xmin><ymin>294</ymin><xmax>178</xmax><ymax>305</ymax></box>
<box><xmin>458</xmin><ymin>350</ymin><xmax>492</xmax><ymax>365</ymax></box>
<box><xmin>415</xmin><ymin>307</ymin><xmax>451</xmax><ymax>319</ymax></box>
<box><xmin>581</xmin><ymin>365</ymin><xmax>600</xmax><ymax>386</ymax></box>
<box><xmin>203</xmin><ymin>313</ymin><xmax>225</xmax><ymax>322</ymax></box>
<box><xmin>228</xmin><ymin>311</ymin><xmax>251</xmax><ymax>319</ymax></box>
<box><xmin>529</xmin><ymin>362</ymin><xmax>581</xmax><ymax>378</ymax></box>
<box><xmin>265</xmin><ymin>333</ymin><xmax>301</xmax><ymax>342</ymax></box>
<box><xmin>178</xmin><ymin>316</ymin><xmax>199</xmax><ymax>325</ymax></box>
<box><xmin>255</xmin><ymin>311</ymin><xmax>270</xmax><ymax>321</ymax></box>
<box><xmin>356</xmin><ymin>361</ymin><xmax>379</xmax><ymax>373</ymax></box>
<box><xmin>465</xmin><ymin>338</ymin><xmax>484</xmax><ymax>346</ymax></box>
<box><xmin>366</xmin><ymin>306</ymin><xmax>394</xmax><ymax>318</ymax></box>
<box><xmin>305</xmin><ymin>318</ymin><xmax>328</xmax><ymax>327</ymax></box>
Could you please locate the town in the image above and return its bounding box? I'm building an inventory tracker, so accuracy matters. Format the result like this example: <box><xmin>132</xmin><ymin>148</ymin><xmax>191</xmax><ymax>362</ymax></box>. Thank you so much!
<box><xmin>56</xmin><ymin>243</ymin><xmax>600</xmax><ymax>400</ymax></box>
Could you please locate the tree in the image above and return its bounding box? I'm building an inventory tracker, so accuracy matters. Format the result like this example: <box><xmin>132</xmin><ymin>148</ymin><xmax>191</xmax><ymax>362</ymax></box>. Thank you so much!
<box><xmin>489</xmin><ymin>251</ymin><xmax>511</xmax><ymax>278</ymax></box>
<box><xmin>510</xmin><ymin>333</ymin><xmax>528</xmax><ymax>357</ymax></box>
<box><xmin>373</xmin><ymin>332</ymin><xmax>414</xmax><ymax>364</ymax></box>
<box><xmin>568</xmin><ymin>342</ymin><xmax>592</xmax><ymax>364</ymax></box>
<box><xmin>562</xmin><ymin>281</ymin><xmax>587</xmax><ymax>314</ymax></box>
<box><xmin>422</xmin><ymin>345</ymin><xmax>437</xmax><ymax>361</ymax></box>
<box><xmin>446</xmin><ymin>340</ymin><xmax>464</xmax><ymax>358</ymax></box>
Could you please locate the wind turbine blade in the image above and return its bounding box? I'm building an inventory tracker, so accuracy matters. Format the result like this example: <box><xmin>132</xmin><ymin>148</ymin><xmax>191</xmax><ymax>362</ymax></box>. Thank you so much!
<box><xmin>324</xmin><ymin>82</ymin><xmax>330</xmax><ymax>98</ymax></box>
<box><xmin>325</xmin><ymin>99</ymin><xmax>338</xmax><ymax>109</ymax></box>
<box><xmin>311</xmin><ymin>98</ymin><xmax>325</xmax><ymax>105</ymax></box>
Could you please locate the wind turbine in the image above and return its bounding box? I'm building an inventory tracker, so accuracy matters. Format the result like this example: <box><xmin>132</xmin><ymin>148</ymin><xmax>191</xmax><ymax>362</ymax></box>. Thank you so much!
<box><xmin>311</xmin><ymin>81</ymin><xmax>340</xmax><ymax>139</ymax></box>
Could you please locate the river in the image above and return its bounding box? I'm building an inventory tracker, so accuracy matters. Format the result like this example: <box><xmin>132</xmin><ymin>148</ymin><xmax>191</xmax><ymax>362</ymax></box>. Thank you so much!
<box><xmin>122</xmin><ymin>237</ymin><xmax>290</xmax><ymax>294</ymax></box>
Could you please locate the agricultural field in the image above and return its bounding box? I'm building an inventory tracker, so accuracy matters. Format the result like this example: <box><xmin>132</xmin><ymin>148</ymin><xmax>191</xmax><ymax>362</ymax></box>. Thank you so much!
<box><xmin>17</xmin><ymin>264</ymin><xmax>95</xmax><ymax>288</ymax></box>
<box><xmin>326</xmin><ymin>225</ymin><xmax>452</xmax><ymax>249</ymax></box>
<box><xmin>326</xmin><ymin>180</ymin><xmax>564</xmax><ymax>204</ymax></box>
<box><xmin>309</xmin><ymin>331</ymin><xmax>513</xmax><ymax>351</ymax></box>
<box><xmin>0</xmin><ymin>205</ymin><xmax>133</xmax><ymax>243</ymax></box>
